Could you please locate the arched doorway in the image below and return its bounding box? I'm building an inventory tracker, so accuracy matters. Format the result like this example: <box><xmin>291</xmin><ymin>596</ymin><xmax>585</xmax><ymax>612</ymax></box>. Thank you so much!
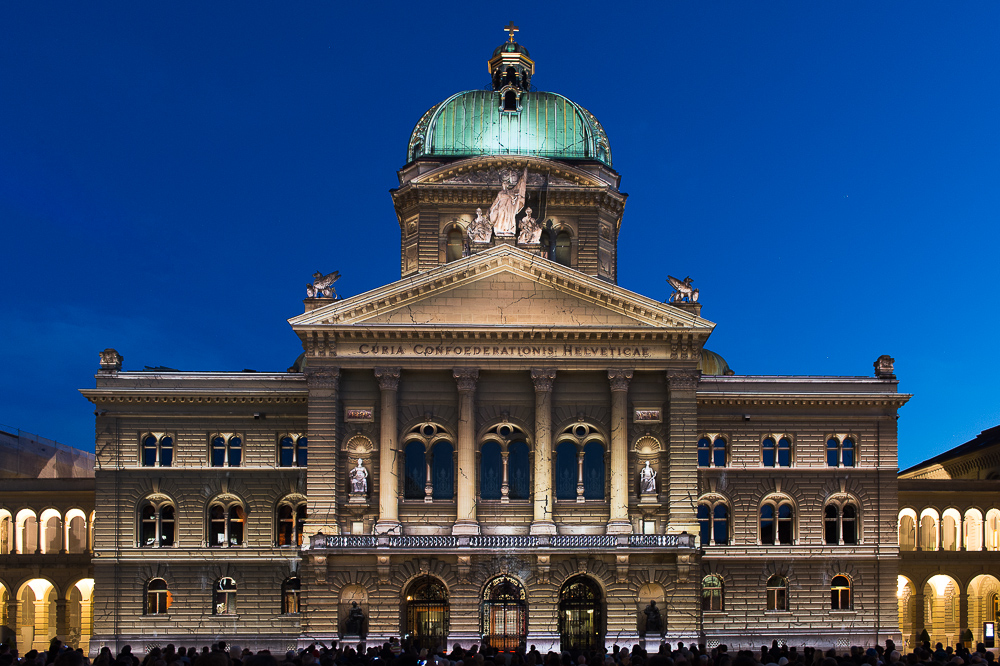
<box><xmin>403</xmin><ymin>576</ymin><xmax>449</xmax><ymax>649</ymax></box>
<box><xmin>480</xmin><ymin>575</ymin><xmax>527</xmax><ymax>652</ymax></box>
<box><xmin>559</xmin><ymin>576</ymin><xmax>604</xmax><ymax>652</ymax></box>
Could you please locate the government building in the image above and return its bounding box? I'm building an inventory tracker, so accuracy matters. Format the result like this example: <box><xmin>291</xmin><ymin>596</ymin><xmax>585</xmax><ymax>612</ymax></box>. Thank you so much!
<box><xmin>44</xmin><ymin>27</ymin><xmax>945</xmax><ymax>654</ymax></box>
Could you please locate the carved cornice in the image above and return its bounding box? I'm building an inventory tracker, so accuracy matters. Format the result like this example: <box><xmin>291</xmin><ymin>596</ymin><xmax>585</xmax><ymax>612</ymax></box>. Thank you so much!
<box><xmin>453</xmin><ymin>367</ymin><xmax>480</xmax><ymax>392</ymax></box>
<box><xmin>697</xmin><ymin>395</ymin><xmax>910</xmax><ymax>408</ymax></box>
<box><xmin>307</xmin><ymin>368</ymin><xmax>340</xmax><ymax>390</ymax></box>
<box><xmin>608</xmin><ymin>368</ymin><xmax>634</xmax><ymax>392</ymax></box>
<box><xmin>667</xmin><ymin>369</ymin><xmax>699</xmax><ymax>391</ymax></box>
<box><xmin>530</xmin><ymin>368</ymin><xmax>557</xmax><ymax>392</ymax></box>
<box><xmin>82</xmin><ymin>395</ymin><xmax>307</xmax><ymax>405</ymax></box>
<box><xmin>392</xmin><ymin>186</ymin><xmax>626</xmax><ymax>219</ymax></box>
<box><xmin>374</xmin><ymin>367</ymin><xmax>401</xmax><ymax>391</ymax></box>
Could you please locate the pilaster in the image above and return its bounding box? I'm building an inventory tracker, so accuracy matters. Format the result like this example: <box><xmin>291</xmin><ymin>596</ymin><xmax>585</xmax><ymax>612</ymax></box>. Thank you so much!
<box><xmin>607</xmin><ymin>368</ymin><xmax>633</xmax><ymax>535</ymax></box>
<box><xmin>453</xmin><ymin>367</ymin><xmax>480</xmax><ymax>535</ymax></box>
<box><xmin>374</xmin><ymin>367</ymin><xmax>402</xmax><ymax>534</ymax></box>
<box><xmin>530</xmin><ymin>368</ymin><xmax>557</xmax><ymax>536</ymax></box>
<box><xmin>304</xmin><ymin>367</ymin><xmax>340</xmax><ymax>538</ymax></box>
<box><xmin>666</xmin><ymin>369</ymin><xmax>699</xmax><ymax>535</ymax></box>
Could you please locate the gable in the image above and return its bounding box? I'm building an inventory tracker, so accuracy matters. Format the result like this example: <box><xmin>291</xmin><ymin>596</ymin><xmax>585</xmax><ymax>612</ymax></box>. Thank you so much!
<box><xmin>358</xmin><ymin>270</ymin><xmax>650</xmax><ymax>327</ymax></box>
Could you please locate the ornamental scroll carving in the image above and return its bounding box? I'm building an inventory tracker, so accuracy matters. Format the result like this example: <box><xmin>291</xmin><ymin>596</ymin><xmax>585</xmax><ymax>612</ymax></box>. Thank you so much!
<box><xmin>608</xmin><ymin>368</ymin><xmax>634</xmax><ymax>392</ymax></box>
<box><xmin>307</xmin><ymin>368</ymin><xmax>341</xmax><ymax>390</ymax></box>
<box><xmin>453</xmin><ymin>368</ymin><xmax>480</xmax><ymax>392</ymax></box>
<box><xmin>666</xmin><ymin>369</ymin><xmax>699</xmax><ymax>391</ymax></box>
<box><xmin>530</xmin><ymin>368</ymin><xmax>557</xmax><ymax>392</ymax></box>
<box><xmin>374</xmin><ymin>367</ymin><xmax>401</xmax><ymax>391</ymax></box>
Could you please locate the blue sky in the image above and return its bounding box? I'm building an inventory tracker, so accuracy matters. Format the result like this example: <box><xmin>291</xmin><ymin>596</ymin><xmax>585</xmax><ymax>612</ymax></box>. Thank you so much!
<box><xmin>1</xmin><ymin>2</ymin><xmax>997</xmax><ymax>469</ymax></box>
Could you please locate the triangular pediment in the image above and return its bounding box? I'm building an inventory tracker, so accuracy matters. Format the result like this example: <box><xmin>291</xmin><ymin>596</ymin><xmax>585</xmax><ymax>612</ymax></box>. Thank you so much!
<box><xmin>290</xmin><ymin>244</ymin><xmax>714</xmax><ymax>333</ymax></box>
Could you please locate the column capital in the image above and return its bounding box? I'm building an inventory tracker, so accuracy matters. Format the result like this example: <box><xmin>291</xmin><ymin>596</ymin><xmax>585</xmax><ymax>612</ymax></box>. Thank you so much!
<box><xmin>608</xmin><ymin>368</ymin><xmax>634</xmax><ymax>392</ymax></box>
<box><xmin>530</xmin><ymin>368</ymin><xmax>557</xmax><ymax>392</ymax></box>
<box><xmin>666</xmin><ymin>368</ymin><xmax>699</xmax><ymax>391</ymax></box>
<box><xmin>453</xmin><ymin>367</ymin><xmax>480</xmax><ymax>392</ymax></box>
<box><xmin>307</xmin><ymin>367</ymin><xmax>340</xmax><ymax>389</ymax></box>
<box><xmin>374</xmin><ymin>367</ymin><xmax>401</xmax><ymax>391</ymax></box>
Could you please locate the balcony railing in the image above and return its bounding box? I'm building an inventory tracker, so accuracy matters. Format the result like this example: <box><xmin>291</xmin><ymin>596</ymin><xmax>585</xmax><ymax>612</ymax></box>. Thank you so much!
<box><xmin>312</xmin><ymin>532</ymin><xmax>693</xmax><ymax>550</ymax></box>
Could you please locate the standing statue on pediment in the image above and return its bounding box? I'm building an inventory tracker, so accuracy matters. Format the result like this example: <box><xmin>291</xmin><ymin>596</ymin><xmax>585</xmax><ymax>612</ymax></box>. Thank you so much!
<box><xmin>469</xmin><ymin>208</ymin><xmax>492</xmax><ymax>243</ymax></box>
<box><xmin>517</xmin><ymin>207</ymin><xmax>541</xmax><ymax>244</ymax></box>
<box><xmin>489</xmin><ymin>166</ymin><xmax>529</xmax><ymax>237</ymax></box>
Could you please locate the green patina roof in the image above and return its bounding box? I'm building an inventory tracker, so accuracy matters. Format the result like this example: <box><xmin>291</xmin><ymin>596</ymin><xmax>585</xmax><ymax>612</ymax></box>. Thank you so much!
<box><xmin>407</xmin><ymin>90</ymin><xmax>612</xmax><ymax>166</ymax></box>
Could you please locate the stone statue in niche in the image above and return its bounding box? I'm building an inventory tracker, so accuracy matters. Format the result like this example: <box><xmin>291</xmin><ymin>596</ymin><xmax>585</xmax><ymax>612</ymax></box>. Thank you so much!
<box><xmin>469</xmin><ymin>208</ymin><xmax>492</xmax><ymax>243</ymax></box>
<box><xmin>639</xmin><ymin>461</ymin><xmax>657</xmax><ymax>494</ymax></box>
<box><xmin>307</xmin><ymin>270</ymin><xmax>340</xmax><ymax>298</ymax></box>
<box><xmin>350</xmin><ymin>459</ymin><xmax>368</xmax><ymax>494</ymax></box>
<box><xmin>344</xmin><ymin>601</ymin><xmax>366</xmax><ymax>636</ymax></box>
<box><xmin>489</xmin><ymin>166</ymin><xmax>529</xmax><ymax>236</ymax></box>
<box><xmin>517</xmin><ymin>207</ymin><xmax>541</xmax><ymax>244</ymax></box>
<box><xmin>643</xmin><ymin>600</ymin><xmax>663</xmax><ymax>635</ymax></box>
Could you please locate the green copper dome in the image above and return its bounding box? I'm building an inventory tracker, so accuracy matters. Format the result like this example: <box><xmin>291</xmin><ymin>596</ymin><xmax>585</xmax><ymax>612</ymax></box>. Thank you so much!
<box><xmin>407</xmin><ymin>89</ymin><xmax>613</xmax><ymax>166</ymax></box>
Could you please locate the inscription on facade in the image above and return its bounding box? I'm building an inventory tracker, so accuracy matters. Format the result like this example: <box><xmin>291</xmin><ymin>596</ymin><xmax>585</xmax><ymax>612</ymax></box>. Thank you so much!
<box><xmin>633</xmin><ymin>409</ymin><xmax>662</xmax><ymax>423</ymax></box>
<box><xmin>353</xmin><ymin>343</ymin><xmax>655</xmax><ymax>359</ymax></box>
<box><xmin>344</xmin><ymin>407</ymin><xmax>374</xmax><ymax>422</ymax></box>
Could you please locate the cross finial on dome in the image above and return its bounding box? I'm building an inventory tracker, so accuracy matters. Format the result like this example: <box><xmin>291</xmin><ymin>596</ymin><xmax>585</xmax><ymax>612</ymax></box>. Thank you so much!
<box><xmin>504</xmin><ymin>21</ymin><xmax>519</xmax><ymax>43</ymax></box>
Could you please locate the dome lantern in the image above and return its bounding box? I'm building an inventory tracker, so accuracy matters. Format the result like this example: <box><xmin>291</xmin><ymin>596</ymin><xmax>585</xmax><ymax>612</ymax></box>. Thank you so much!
<box><xmin>488</xmin><ymin>22</ymin><xmax>534</xmax><ymax>111</ymax></box>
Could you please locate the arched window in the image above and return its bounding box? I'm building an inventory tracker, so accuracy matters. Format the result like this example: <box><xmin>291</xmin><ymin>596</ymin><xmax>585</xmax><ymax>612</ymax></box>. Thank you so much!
<box><xmin>555</xmin><ymin>441</ymin><xmax>578</xmax><ymax>500</ymax></box>
<box><xmin>40</xmin><ymin>510</ymin><xmax>61</xmax><ymax>553</ymax></box>
<box><xmin>698</xmin><ymin>497</ymin><xmax>730</xmax><ymax>546</ymax></box>
<box><xmin>480</xmin><ymin>441</ymin><xmax>502</xmax><ymax>500</ymax></box>
<box><xmin>827</xmin><ymin>436</ymin><xmax>856</xmax><ymax>467</ymax></box>
<box><xmin>831</xmin><ymin>575</ymin><xmax>851</xmax><ymax>610</ymax></box>
<box><xmin>279</xmin><ymin>435</ymin><xmax>307</xmax><ymax>467</ymax></box>
<box><xmin>760</xmin><ymin>497</ymin><xmax>794</xmax><ymax>545</ymax></box>
<box><xmin>145</xmin><ymin>578</ymin><xmax>171</xmax><ymax>615</ymax></box>
<box><xmin>282</xmin><ymin>577</ymin><xmax>300</xmax><ymax>614</ymax></box>
<box><xmin>964</xmin><ymin>508</ymin><xmax>984</xmax><ymax>551</ymax></box>
<box><xmin>208</xmin><ymin>499</ymin><xmax>246</xmax><ymax>547</ymax></box>
<box><xmin>139</xmin><ymin>498</ymin><xmax>176</xmax><ymax>548</ymax></box>
<box><xmin>919</xmin><ymin>509</ymin><xmax>940</xmax><ymax>550</ymax></box>
<box><xmin>503</xmin><ymin>90</ymin><xmax>518</xmax><ymax>112</ymax></box>
<box><xmin>899</xmin><ymin>511</ymin><xmax>917</xmax><ymax>550</ymax></box>
<box><xmin>986</xmin><ymin>509</ymin><xmax>1000</xmax><ymax>551</ymax></box>
<box><xmin>15</xmin><ymin>509</ymin><xmax>37</xmax><ymax>554</ymax></box>
<box><xmin>480</xmin><ymin>575</ymin><xmax>527</xmax><ymax>652</ymax></box>
<box><xmin>404</xmin><ymin>441</ymin><xmax>427</xmax><ymax>500</ymax></box>
<box><xmin>554</xmin><ymin>231</ymin><xmax>571</xmax><ymax>265</ymax></box>
<box><xmin>403</xmin><ymin>422</ymin><xmax>453</xmax><ymax>501</ymax></box>
<box><xmin>766</xmin><ymin>575</ymin><xmax>788</xmax><ymax>611</ymax></box>
<box><xmin>508</xmin><ymin>441</ymin><xmax>530</xmax><ymax>500</ymax></box>
<box><xmin>276</xmin><ymin>499</ymin><xmax>307</xmax><ymax>547</ymax></box>
<box><xmin>404</xmin><ymin>576</ymin><xmax>449</xmax><ymax>648</ymax></box>
<box><xmin>446</xmin><ymin>228</ymin><xmax>464</xmax><ymax>262</ymax></box>
<box><xmin>0</xmin><ymin>511</ymin><xmax>11</xmax><ymax>555</ymax></box>
<box><xmin>702</xmin><ymin>574</ymin><xmax>724</xmax><ymax>611</ymax></box>
<box><xmin>582</xmin><ymin>441</ymin><xmax>605</xmax><ymax>500</ymax></box>
<box><xmin>141</xmin><ymin>434</ymin><xmax>173</xmax><ymax>467</ymax></box>
<box><xmin>824</xmin><ymin>499</ymin><xmax>859</xmax><ymax>545</ymax></box>
<box><xmin>762</xmin><ymin>437</ymin><xmax>792</xmax><ymax>467</ymax></box>
<box><xmin>211</xmin><ymin>434</ymin><xmax>242</xmax><ymax>467</ymax></box>
<box><xmin>431</xmin><ymin>441</ymin><xmax>454</xmax><ymax>500</ymax></box>
<box><xmin>698</xmin><ymin>436</ymin><xmax>727</xmax><ymax>468</ymax></box>
<box><xmin>214</xmin><ymin>577</ymin><xmax>237</xmax><ymax>615</ymax></box>
<box><xmin>65</xmin><ymin>509</ymin><xmax>87</xmax><ymax>553</ymax></box>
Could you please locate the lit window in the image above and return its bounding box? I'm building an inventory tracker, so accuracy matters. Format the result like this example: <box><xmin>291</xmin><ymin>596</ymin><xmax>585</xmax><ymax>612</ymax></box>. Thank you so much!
<box><xmin>702</xmin><ymin>575</ymin><xmax>724</xmax><ymax>611</ymax></box>
<box><xmin>282</xmin><ymin>577</ymin><xmax>301</xmax><ymax>614</ymax></box>
<box><xmin>146</xmin><ymin>578</ymin><xmax>171</xmax><ymax>615</ymax></box>
<box><xmin>215</xmin><ymin>577</ymin><xmax>237</xmax><ymax>615</ymax></box>
<box><xmin>831</xmin><ymin>575</ymin><xmax>851</xmax><ymax>610</ymax></box>
<box><xmin>139</xmin><ymin>500</ymin><xmax>176</xmax><ymax>548</ymax></box>
<box><xmin>276</xmin><ymin>500</ymin><xmax>307</xmax><ymax>547</ymax></box>
<box><xmin>141</xmin><ymin>434</ymin><xmax>173</xmax><ymax>467</ymax></box>
<box><xmin>698</xmin><ymin>437</ymin><xmax>727</xmax><ymax>468</ymax></box>
<box><xmin>446</xmin><ymin>228</ymin><xmax>464</xmax><ymax>262</ymax></box>
<box><xmin>766</xmin><ymin>575</ymin><xmax>788</xmax><ymax>611</ymax></box>
<box><xmin>208</xmin><ymin>500</ymin><xmax>246</xmax><ymax>547</ymax></box>
<box><xmin>211</xmin><ymin>434</ymin><xmax>242</xmax><ymax>467</ymax></box>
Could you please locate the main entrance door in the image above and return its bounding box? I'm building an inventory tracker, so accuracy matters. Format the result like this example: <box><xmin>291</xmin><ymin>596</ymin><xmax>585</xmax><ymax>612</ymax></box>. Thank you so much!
<box><xmin>559</xmin><ymin>576</ymin><xmax>604</xmax><ymax>652</ymax></box>
<box><xmin>404</xmin><ymin>576</ymin><xmax>449</xmax><ymax>649</ymax></box>
<box><xmin>480</xmin><ymin>575</ymin><xmax>527</xmax><ymax>652</ymax></box>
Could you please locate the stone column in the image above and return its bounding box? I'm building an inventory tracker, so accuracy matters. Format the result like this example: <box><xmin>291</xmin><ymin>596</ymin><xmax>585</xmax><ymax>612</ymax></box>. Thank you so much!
<box><xmin>607</xmin><ymin>369</ymin><xmax>633</xmax><ymax>535</ymax></box>
<box><xmin>666</xmin><ymin>369</ymin><xmax>700</xmax><ymax>535</ymax></box>
<box><xmin>4</xmin><ymin>599</ymin><xmax>16</xmax><ymax>650</ymax></box>
<box><xmin>374</xmin><ymin>367</ymin><xmax>402</xmax><ymax>535</ymax></box>
<box><xmin>55</xmin><ymin>599</ymin><xmax>68</xmax><ymax>642</ymax></box>
<box><xmin>304</xmin><ymin>367</ymin><xmax>340</xmax><ymax>539</ymax></box>
<box><xmin>530</xmin><ymin>368</ymin><xmax>557</xmax><ymax>536</ymax></box>
<box><xmin>914</xmin><ymin>587</ymin><xmax>926</xmax><ymax>646</ymax></box>
<box><xmin>453</xmin><ymin>368</ymin><xmax>480</xmax><ymax>535</ymax></box>
<box><xmin>960</xmin><ymin>589</ymin><xmax>970</xmax><ymax>643</ymax></box>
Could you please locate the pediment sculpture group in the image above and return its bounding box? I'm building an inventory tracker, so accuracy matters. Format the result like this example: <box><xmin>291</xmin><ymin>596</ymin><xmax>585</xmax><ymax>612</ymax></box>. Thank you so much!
<box><xmin>468</xmin><ymin>166</ymin><xmax>541</xmax><ymax>245</ymax></box>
